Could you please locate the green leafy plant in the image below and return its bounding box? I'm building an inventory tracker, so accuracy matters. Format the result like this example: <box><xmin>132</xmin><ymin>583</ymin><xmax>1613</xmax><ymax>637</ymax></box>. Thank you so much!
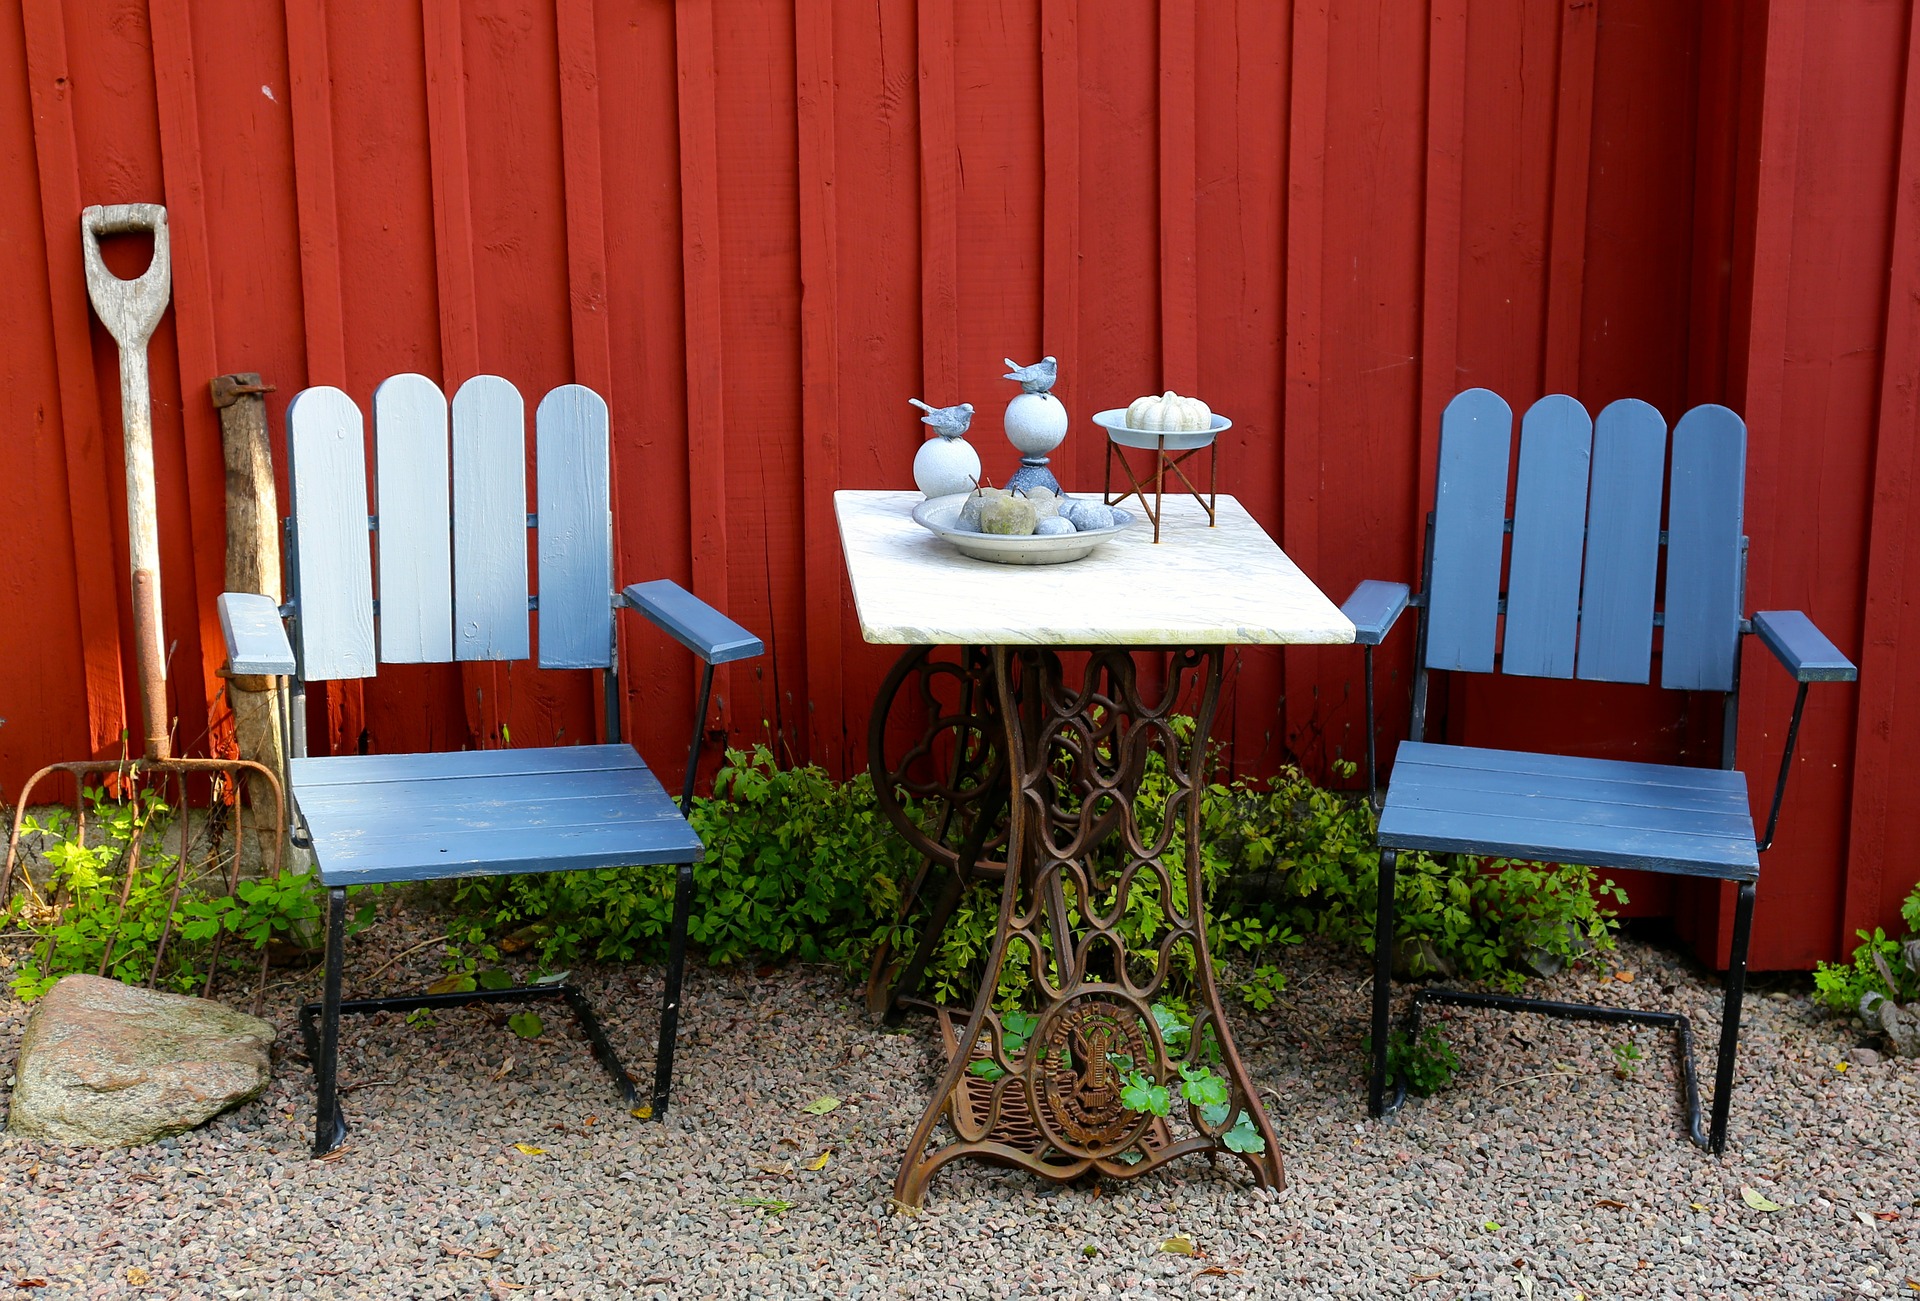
<box><xmin>1371</xmin><ymin>1025</ymin><xmax>1460</xmax><ymax>1097</ymax></box>
<box><xmin>4</xmin><ymin>785</ymin><xmax>343</xmax><ymax>1001</ymax></box>
<box><xmin>1611</xmin><ymin>1038</ymin><xmax>1643</xmax><ymax>1079</ymax></box>
<box><xmin>1110</xmin><ymin>1001</ymin><xmax>1267</xmax><ymax>1154</ymax></box>
<box><xmin>1814</xmin><ymin>877</ymin><xmax>1920</xmax><ymax>1016</ymax></box>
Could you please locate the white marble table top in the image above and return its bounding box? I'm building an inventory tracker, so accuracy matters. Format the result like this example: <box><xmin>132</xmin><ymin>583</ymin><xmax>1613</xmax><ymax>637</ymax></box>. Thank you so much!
<box><xmin>835</xmin><ymin>490</ymin><xmax>1356</xmax><ymax>646</ymax></box>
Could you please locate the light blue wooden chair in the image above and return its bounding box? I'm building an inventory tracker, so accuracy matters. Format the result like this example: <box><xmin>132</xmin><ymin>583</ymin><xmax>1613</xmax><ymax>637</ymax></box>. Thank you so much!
<box><xmin>217</xmin><ymin>375</ymin><xmax>761</xmax><ymax>1157</ymax></box>
<box><xmin>1345</xmin><ymin>389</ymin><xmax>1855</xmax><ymax>1152</ymax></box>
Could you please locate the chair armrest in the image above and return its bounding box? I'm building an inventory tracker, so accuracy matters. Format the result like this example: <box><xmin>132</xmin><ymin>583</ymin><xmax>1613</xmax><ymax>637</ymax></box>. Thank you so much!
<box><xmin>1342</xmin><ymin>580</ymin><xmax>1411</xmax><ymax>647</ymax></box>
<box><xmin>218</xmin><ymin>593</ymin><xmax>296</xmax><ymax>676</ymax></box>
<box><xmin>620</xmin><ymin>580</ymin><xmax>763</xmax><ymax>665</ymax></box>
<box><xmin>1751</xmin><ymin>610</ymin><xmax>1857</xmax><ymax>683</ymax></box>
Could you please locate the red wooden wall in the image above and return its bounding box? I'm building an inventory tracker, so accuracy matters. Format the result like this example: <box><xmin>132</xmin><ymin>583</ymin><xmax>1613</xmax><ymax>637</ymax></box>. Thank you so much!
<box><xmin>1</xmin><ymin>0</ymin><xmax>1913</xmax><ymax>969</ymax></box>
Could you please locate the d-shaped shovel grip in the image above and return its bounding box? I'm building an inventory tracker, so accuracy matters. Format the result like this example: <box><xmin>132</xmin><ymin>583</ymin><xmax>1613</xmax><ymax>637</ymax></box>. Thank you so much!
<box><xmin>80</xmin><ymin>203</ymin><xmax>171</xmax><ymax>352</ymax></box>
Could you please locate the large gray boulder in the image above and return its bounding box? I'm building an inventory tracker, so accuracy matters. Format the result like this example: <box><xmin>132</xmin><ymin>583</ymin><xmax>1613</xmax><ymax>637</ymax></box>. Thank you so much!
<box><xmin>7</xmin><ymin>974</ymin><xmax>274</xmax><ymax>1146</ymax></box>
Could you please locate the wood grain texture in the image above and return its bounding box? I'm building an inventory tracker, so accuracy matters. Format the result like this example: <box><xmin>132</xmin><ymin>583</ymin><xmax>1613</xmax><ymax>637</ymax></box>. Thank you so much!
<box><xmin>18</xmin><ymin>0</ymin><xmax>127</xmax><ymax>757</ymax></box>
<box><xmin>1423</xmin><ymin>389</ymin><xmax>1513</xmax><ymax>674</ymax></box>
<box><xmin>372</xmin><ymin>373</ymin><xmax>453</xmax><ymax>664</ymax></box>
<box><xmin>673</xmin><ymin>0</ymin><xmax>732</xmax><ymax>726</ymax></box>
<box><xmin>451</xmin><ymin>376</ymin><xmax>530</xmax><ymax>663</ymax></box>
<box><xmin>1416</xmin><ymin>0</ymin><xmax>1468</xmax><ymax>526</ymax></box>
<box><xmin>915</xmin><ymin>0</ymin><xmax>960</xmax><ymax>404</ymax></box>
<box><xmin>1158</xmin><ymin>0</ymin><xmax>1198</xmax><ymax>392</ymax></box>
<box><xmin>536</xmin><ymin>384</ymin><xmax>613</xmax><ymax>670</ymax></box>
<box><xmin>1503</xmin><ymin>394</ymin><xmax>1592</xmax><ymax>679</ymax></box>
<box><xmin>289</xmin><ymin>387</ymin><xmax>376</xmax><ymax>680</ymax></box>
<box><xmin>1541</xmin><ymin>0</ymin><xmax>1598</xmax><ymax>394</ymax></box>
<box><xmin>1843</xmin><ymin>2</ymin><xmax>1920</xmax><ymax>944</ymax></box>
<box><xmin>794</xmin><ymin>0</ymin><xmax>842</xmax><ymax>769</ymax></box>
<box><xmin>555</xmin><ymin>0</ymin><xmax>617</xmax><ymax>738</ymax></box>
<box><xmin>147</xmin><ymin>0</ymin><xmax>234</xmax><ymax>751</ymax></box>
<box><xmin>1662</xmin><ymin>404</ymin><xmax>1746</xmax><ymax>692</ymax></box>
<box><xmin>1578</xmin><ymin>397</ymin><xmax>1667</xmax><ymax>684</ymax></box>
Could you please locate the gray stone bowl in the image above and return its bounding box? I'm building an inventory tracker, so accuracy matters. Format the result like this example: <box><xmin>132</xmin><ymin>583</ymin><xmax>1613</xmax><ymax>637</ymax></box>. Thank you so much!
<box><xmin>1092</xmin><ymin>408</ymin><xmax>1232</xmax><ymax>451</ymax></box>
<box><xmin>911</xmin><ymin>493</ymin><xmax>1134</xmax><ymax>565</ymax></box>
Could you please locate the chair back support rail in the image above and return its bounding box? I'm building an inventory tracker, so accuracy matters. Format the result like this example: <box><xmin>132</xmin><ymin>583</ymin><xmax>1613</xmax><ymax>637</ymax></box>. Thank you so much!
<box><xmin>1411</xmin><ymin>390</ymin><xmax>1749</xmax><ymax>761</ymax></box>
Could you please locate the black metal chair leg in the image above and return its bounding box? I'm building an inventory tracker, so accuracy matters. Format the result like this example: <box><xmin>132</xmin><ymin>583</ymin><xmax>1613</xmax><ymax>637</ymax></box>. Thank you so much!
<box><xmin>313</xmin><ymin>886</ymin><xmax>348</xmax><ymax>1157</ymax></box>
<box><xmin>651</xmin><ymin>860</ymin><xmax>695</xmax><ymax>1120</ymax></box>
<box><xmin>1368</xmin><ymin>849</ymin><xmax>1398</xmax><ymax>1117</ymax></box>
<box><xmin>1708</xmin><ymin>881</ymin><xmax>1757</xmax><ymax>1153</ymax></box>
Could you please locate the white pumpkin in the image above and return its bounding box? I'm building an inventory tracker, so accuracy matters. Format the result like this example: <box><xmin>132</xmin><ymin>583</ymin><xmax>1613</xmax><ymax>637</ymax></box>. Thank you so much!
<box><xmin>1124</xmin><ymin>390</ymin><xmax>1212</xmax><ymax>432</ymax></box>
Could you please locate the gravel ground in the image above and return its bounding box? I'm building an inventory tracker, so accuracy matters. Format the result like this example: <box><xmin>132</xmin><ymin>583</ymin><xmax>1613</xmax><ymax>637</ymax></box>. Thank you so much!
<box><xmin>2</xmin><ymin>902</ymin><xmax>1915</xmax><ymax>1300</ymax></box>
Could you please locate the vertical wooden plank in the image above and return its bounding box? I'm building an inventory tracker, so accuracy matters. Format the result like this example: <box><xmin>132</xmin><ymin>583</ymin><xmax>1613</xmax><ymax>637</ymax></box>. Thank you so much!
<box><xmin>1503</xmin><ymin>394</ymin><xmax>1592</xmax><ymax>679</ymax></box>
<box><xmin>1662</xmin><ymin>404</ymin><xmax>1747</xmax><ymax>692</ymax></box>
<box><xmin>1843</xmin><ymin>4</ymin><xmax>1920</xmax><ymax>945</ymax></box>
<box><xmin>917</xmin><ymin>0</ymin><xmax>961</xmax><ymax>403</ymax></box>
<box><xmin>1158</xmin><ymin>0</ymin><xmax>1198</xmax><ymax>392</ymax></box>
<box><xmin>535</xmin><ymin>384</ymin><xmax>612</xmax><ymax>670</ymax></box>
<box><xmin>1416</xmin><ymin>0</ymin><xmax>1469</xmax><ymax>527</ymax></box>
<box><xmin>1041</xmin><ymin>0</ymin><xmax>1082</xmax><ymax>483</ymax></box>
<box><xmin>283</xmin><ymin>0</ymin><xmax>349</xmax><ymax>383</ymax></box>
<box><xmin>423</xmin><ymin>0</ymin><xmax>481</xmax><ymax>386</ymax></box>
<box><xmin>1423</xmin><ymin>388</ymin><xmax>1512</xmax><ymax>674</ymax></box>
<box><xmin>288</xmin><ymin>387</ymin><xmax>376</xmax><ymax>680</ymax></box>
<box><xmin>1541</xmin><ymin>0</ymin><xmax>1598</xmax><ymax>394</ymax></box>
<box><xmin>1577</xmin><ymin>397</ymin><xmax>1667</xmax><ymax>684</ymax></box>
<box><xmin>1281</xmin><ymin>0</ymin><xmax>1330</xmax><ymax>752</ymax></box>
<box><xmin>147</xmin><ymin>0</ymin><xmax>237</xmax><ymax>755</ymax></box>
<box><xmin>20</xmin><ymin>0</ymin><xmax>127</xmax><ymax>756</ymax></box>
<box><xmin>795</xmin><ymin>0</ymin><xmax>843</xmax><ymax>770</ymax></box>
<box><xmin>372</xmin><ymin>373</ymin><xmax>453</xmax><ymax>663</ymax></box>
<box><xmin>674</xmin><ymin>0</ymin><xmax>733</xmax><ymax>730</ymax></box>
<box><xmin>284</xmin><ymin>0</ymin><xmax>365</xmax><ymax>754</ymax></box>
<box><xmin>452</xmin><ymin>376</ymin><xmax>530</xmax><ymax>663</ymax></box>
<box><xmin>555</xmin><ymin>0</ymin><xmax>619</xmax><ymax>737</ymax></box>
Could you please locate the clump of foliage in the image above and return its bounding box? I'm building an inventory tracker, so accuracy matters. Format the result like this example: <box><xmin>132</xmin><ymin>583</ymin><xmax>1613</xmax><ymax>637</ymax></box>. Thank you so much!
<box><xmin>1813</xmin><ymin>882</ymin><xmax>1920</xmax><ymax>1015</ymax></box>
<box><xmin>1368</xmin><ymin>1024</ymin><xmax>1461</xmax><ymax>1097</ymax></box>
<box><xmin>451</xmin><ymin>733</ymin><xmax>1626</xmax><ymax>1017</ymax></box>
<box><xmin>453</xmin><ymin>743</ymin><xmax>920</xmax><ymax>977</ymax></box>
<box><xmin>4</xmin><ymin>783</ymin><xmax>349</xmax><ymax>1001</ymax></box>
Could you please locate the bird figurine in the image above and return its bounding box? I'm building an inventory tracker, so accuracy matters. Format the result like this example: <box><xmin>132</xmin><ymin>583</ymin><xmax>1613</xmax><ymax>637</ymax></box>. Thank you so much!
<box><xmin>909</xmin><ymin>398</ymin><xmax>976</xmax><ymax>438</ymax></box>
<box><xmin>909</xmin><ymin>397</ymin><xmax>982</xmax><ymax>498</ymax></box>
<box><xmin>1002</xmin><ymin>356</ymin><xmax>1058</xmax><ymax>394</ymax></box>
<box><xmin>1001</xmin><ymin>356</ymin><xmax>1068</xmax><ymax>495</ymax></box>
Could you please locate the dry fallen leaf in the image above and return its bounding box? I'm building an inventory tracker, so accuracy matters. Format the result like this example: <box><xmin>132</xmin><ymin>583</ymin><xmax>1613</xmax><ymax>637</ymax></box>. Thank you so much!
<box><xmin>1858</xmin><ymin>1210</ymin><xmax>1878</xmax><ymax>1227</ymax></box>
<box><xmin>1834</xmin><ymin>1061</ymin><xmax>1850</xmax><ymax>1073</ymax></box>
<box><xmin>630</xmin><ymin>1104</ymin><xmax>653</xmax><ymax>1120</ymax></box>
<box><xmin>1875</xmin><ymin>1211</ymin><xmax>1901</xmax><ymax>1222</ymax></box>
<box><xmin>1690</xmin><ymin>1203</ymin><xmax>1707</xmax><ymax>1211</ymax></box>
<box><xmin>808</xmin><ymin>1150</ymin><xmax>832</xmax><ymax>1171</ymax></box>
<box><xmin>1595</xmin><ymin>1199</ymin><xmax>1628</xmax><ymax>1210</ymax></box>
<box><xmin>511</xmin><ymin>1143</ymin><xmax>545</xmax><ymax>1156</ymax></box>
<box><xmin>1195</xmin><ymin>1266</ymin><xmax>1242</xmax><ymax>1277</ymax></box>
<box><xmin>12</xmin><ymin>1282</ymin><xmax>48</xmax><ymax>1291</ymax></box>
<box><xmin>801</xmin><ymin>1096</ymin><xmax>841</xmax><ymax>1116</ymax></box>
<box><xmin>473</xmin><ymin>1247</ymin><xmax>503</xmax><ymax>1261</ymax></box>
<box><xmin>1409</xmin><ymin>1272</ymin><xmax>1444</xmax><ymax>1283</ymax></box>
<box><xmin>126</xmin><ymin>1266</ymin><xmax>151</xmax><ymax>1286</ymax></box>
<box><xmin>1613</xmin><ymin>970</ymin><xmax>1635</xmax><ymax>983</ymax></box>
<box><xmin>1161</xmin><ymin>1235</ymin><xmax>1198</xmax><ymax>1256</ymax></box>
<box><xmin>1740</xmin><ymin>1186</ymin><xmax>1783</xmax><ymax>1212</ymax></box>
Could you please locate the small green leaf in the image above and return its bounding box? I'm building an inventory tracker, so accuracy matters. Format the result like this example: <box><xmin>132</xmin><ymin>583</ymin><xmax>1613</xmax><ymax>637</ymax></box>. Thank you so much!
<box><xmin>967</xmin><ymin>1059</ymin><xmax>1006</xmax><ymax>1082</ymax></box>
<box><xmin>800</xmin><ymin>1096</ymin><xmax>841</xmax><ymax>1115</ymax></box>
<box><xmin>426</xmin><ymin>973</ymin><xmax>478</xmax><ymax>996</ymax></box>
<box><xmin>1120</xmin><ymin>1072</ymin><xmax>1171</xmax><ymax>1117</ymax></box>
<box><xmin>507</xmin><ymin>1011</ymin><xmax>544</xmax><ymax>1039</ymax></box>
<box><xmin>1222</xmin><ymin>1113</ymin><xmax>1265</xmax><ymax>1154</ymax></box>
<box><xmin>1741</xmin><ymin>1187</ymin><xmax>1783</xmax><ymax>1213</ymax></box>
<box><xmin>476</xmin><ymin>969</ymin><xmax>514</xmax><ymax>991</ymax></box>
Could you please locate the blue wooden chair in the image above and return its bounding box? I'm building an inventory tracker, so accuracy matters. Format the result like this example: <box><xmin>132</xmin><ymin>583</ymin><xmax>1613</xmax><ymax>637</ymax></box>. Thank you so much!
<box><xmin>216</xmin><ymin>375</ymin><xmax>761</xmax><ymax>1157</ymax></box>
<box><xmin>1344</xmin><ymin>389</ymin><xmax>1855</xmax><ymax>1152</ymax></box>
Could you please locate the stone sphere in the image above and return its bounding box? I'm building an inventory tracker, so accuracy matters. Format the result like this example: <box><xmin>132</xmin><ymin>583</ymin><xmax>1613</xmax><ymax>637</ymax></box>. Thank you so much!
<box><xmin>1003</xmin><ymin>391</ymin><xmax>1068</xmax><ymax>456</ymax></box>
